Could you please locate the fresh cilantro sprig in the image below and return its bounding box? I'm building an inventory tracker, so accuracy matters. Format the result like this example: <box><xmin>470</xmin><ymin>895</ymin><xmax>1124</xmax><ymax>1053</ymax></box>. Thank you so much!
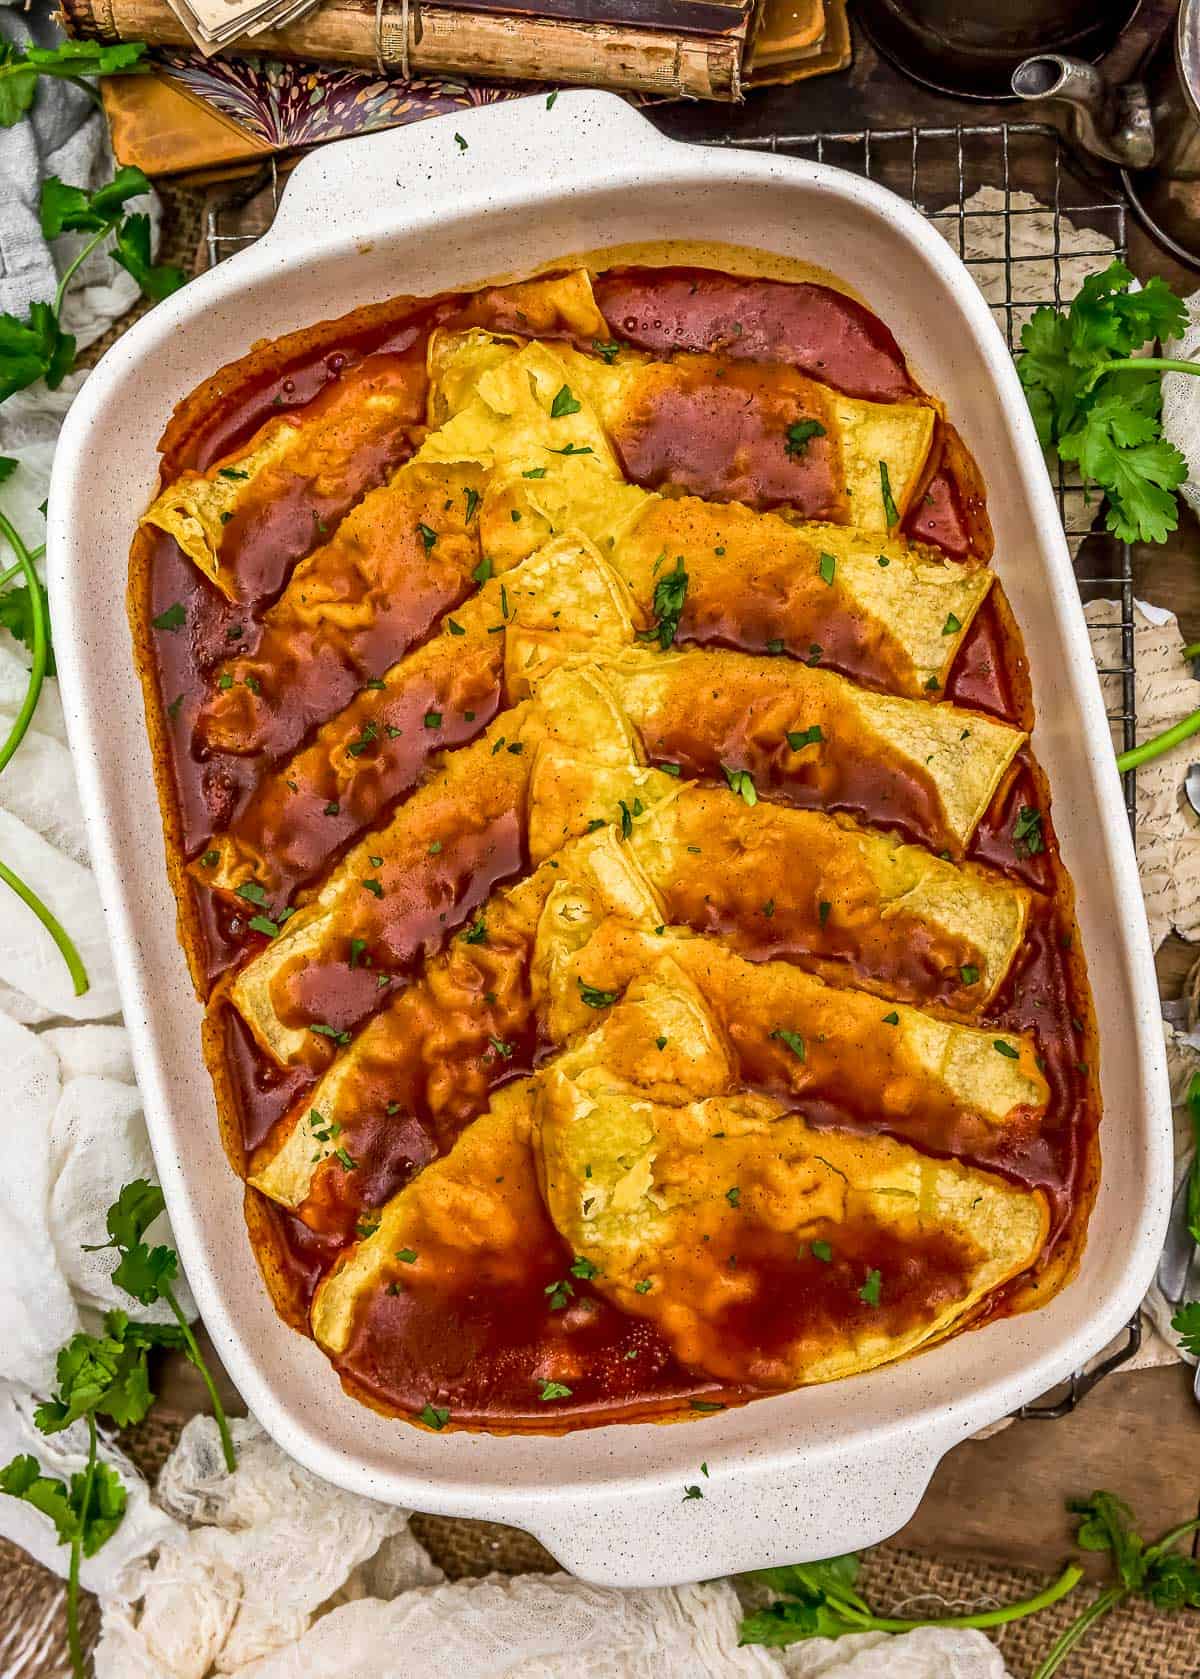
<box><xmin>1021</xmin><ymin>267</ymin><xmax>1200</xmax><ymax>775</ymax></box>
<box><xmin>83</xmin><ymin>1179</ymin><xmax>237</xmax><ymax>1473</ymax></box>
<box><xmin>1</xmin><ymin>1179</ymin><xmax>237</xmax><ymax>1678</ymax></box>
<box><xmin>0</xmin><ymin>38</ymin><xmax>148</xmax><ymax>129</ymax></box>
<box><xmin>1030</xmin><ymin>1493</ymin><xmax>1200</xmax><ymax>1677</ymax></box>
<box><xmin>0</xmin><ymin>163</ymin><xmax>183</xmax><ymax>406</ymax></box>
<box><xmin>740</xmin><ymin>1493</ymin><xmax>1200</xmax><ymax>1674</ymax></box>
<box><xmin>739</xmin><ymin>1551</ymin><xmax>1083</xmax><ymax>1648</ymax></box>
<box><xmin>0</xmin><ymin>459</ymin><xmax>86</xmax><ymax>993</ymax></box>
<box><xmin>1</xmin><ymin>1305</ymin><xmax>187</xmax><ymax>1676</ymax></box>
<box><xmin>1018</xmin><ymin>261</ymin><xmax>1197</xmax><ymax>546</ymax></box>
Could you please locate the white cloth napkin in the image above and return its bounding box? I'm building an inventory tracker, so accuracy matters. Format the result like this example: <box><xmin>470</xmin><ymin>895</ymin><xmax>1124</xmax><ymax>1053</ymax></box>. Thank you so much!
<box><xmin>84</xmin><ymin>1418</ymin><xmax>1010</xmax><ymax>1679</ymax></box>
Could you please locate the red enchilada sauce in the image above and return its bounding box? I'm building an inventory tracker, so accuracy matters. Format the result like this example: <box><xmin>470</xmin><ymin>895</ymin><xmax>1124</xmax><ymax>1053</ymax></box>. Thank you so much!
<box><xmin>136</xmin><ymin>264</ymin><xmax>1099</xmax><ymax>1430</ymax></box>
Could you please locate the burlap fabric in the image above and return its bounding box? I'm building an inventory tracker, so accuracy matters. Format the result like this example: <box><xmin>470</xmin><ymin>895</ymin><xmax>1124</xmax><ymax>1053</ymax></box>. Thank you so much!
<box><xmin>3</xmin><ymin>178</ymin><xmax>1198</xmax><ymax>1678</ymax></box>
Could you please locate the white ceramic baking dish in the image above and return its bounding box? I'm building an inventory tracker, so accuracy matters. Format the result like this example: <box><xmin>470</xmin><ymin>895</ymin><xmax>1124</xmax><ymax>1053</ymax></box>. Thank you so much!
<box><xmin>48</xmin><ymin>90</ymin><xmax>1171</xmax><ymax>1589</ymax></box>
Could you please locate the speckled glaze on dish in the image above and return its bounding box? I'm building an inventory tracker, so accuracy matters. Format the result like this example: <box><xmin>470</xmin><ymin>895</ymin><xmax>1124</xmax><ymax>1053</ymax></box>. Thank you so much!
<box><xmin>47</xmin><ymin>91</ymin><xmax>1171</xmax><ymax>1588</ymax></box>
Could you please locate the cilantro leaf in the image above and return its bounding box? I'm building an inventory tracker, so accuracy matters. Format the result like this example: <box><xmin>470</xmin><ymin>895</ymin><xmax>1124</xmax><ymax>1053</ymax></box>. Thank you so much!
<box><xmin>40</xmin><ymin>165</ymin><xmax>150</xmax><ymax>239</ymax></box>
<box><xmin>0</xmin><ymin>1454</ymin><xmax>126</xmax><ymax>1556</ymax></box>
<box><xmin>0</xmin><ymin>301</ymin><xmax>75</xmax><ymax>403</ymax></box>
<box><xmin>101</xmin><ymin>1177</ymin><xmax>165</xmax><ymax>1250</ymax></box>
<box><xmin>1068</xmin><ymin>1491</ymin><xmax>1146</xmax><ymax>1589</ymax></box>
<box><xmin>112</xmin><ymin>212</ymin><xmax>185</xmax><ymax>303</ymax></box>
<box><xmin>1172</xmin><ymin>1298</ymin><xmax>1200</xmax><ymax>1359</ymax></box>
<box><xmin>0</xmin><ymin>579</ymin><xmax>54</xmax><ymax>672</ymax></box>
<box><xmin>112</xmin><ymin>1240</ymin><xmax>178</xmax><ymax>1306</ymax></box>
<box><xmin>0</xmin><ymin>39</ymin><xmax>147</xmax><ymax>130</ymax></box>
<box><xmin>1059</xmin><ymin>421</ymin><xmax>1187</xmax><ymax>545</ymax></box>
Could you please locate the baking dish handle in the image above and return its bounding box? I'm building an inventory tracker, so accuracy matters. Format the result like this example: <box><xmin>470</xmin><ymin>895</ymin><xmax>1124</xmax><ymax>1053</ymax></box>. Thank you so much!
<box><xmin>266</xmin><ymin>89</ymin><xmax>671</xmax><ymax>245</ymax></box>
<box><xmin>509</xmin><ymin>1434</ymin><xmax>948</xmax><ymax>1589</ymax></box>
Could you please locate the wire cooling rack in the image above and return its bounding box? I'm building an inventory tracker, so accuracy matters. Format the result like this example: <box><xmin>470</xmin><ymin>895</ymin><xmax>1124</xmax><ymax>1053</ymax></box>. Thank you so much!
<box><xmin>203</xmin><ymin>120</ymin><xmax>1141</xmax><ymax>1413</ymax></box>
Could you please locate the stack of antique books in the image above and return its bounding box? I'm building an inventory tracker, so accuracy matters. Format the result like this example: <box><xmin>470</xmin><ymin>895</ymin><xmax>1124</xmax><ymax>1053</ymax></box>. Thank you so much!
<box><xmin>57</xmin><ymin>0</ymin><xmax>848</xmax><ymax>173</ymax></box>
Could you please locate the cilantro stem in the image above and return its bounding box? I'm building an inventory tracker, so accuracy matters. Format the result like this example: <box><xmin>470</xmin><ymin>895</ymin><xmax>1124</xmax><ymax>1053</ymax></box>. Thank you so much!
<box><xmin>1084</xmin><ymin>355</ymin><xmax>1200</xmax><ymax>394</ymax></box>
<box><xmin>0</xmin><ymin>857</ymin><xmax>89</xmax><ymax>994</ymax></box>
<box><xmin>0</xmin><ymin>503</ymin><xmax>87</xmax><ymax>994</ymax></box>
<box><xmin>53</xmin><ymin>224</ymin><xmax>111</xmax><ymax>322</ymax></box>
<box><xmin>162</xmin><ymin>1282</ymin><xmax>236</xmax><ymax>1471</ymax></box>
<box><xmin>65</xmin><ymin>1412</ymin><xmax>97</xmax><ymax>1679</ymax></box>
<box><xmin>1115</xmin><ymin>706</ymin><xmax>1200</xmax><ymax>774</ymax></box>
<box><xmin>863</xmin><ymin>1562</ymin><xmax>1084</xmax><ymax>1634</ymax></box>
<box><xmin>1030</xmin><ymin>1584</ymin><xmax>1124</xmax><ymax>1679</ymax></box>
<box><xmin>0</xmin><ymin>504</ymin><xmax>48</xmax><ymax>775</ymax></box>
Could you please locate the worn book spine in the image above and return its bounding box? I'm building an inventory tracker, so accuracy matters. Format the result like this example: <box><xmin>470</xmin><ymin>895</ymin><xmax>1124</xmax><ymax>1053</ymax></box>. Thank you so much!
<box><xmin>58</xmin><ymin>0</ymin><xmax>744</xmax><ymax>98</ymax></box>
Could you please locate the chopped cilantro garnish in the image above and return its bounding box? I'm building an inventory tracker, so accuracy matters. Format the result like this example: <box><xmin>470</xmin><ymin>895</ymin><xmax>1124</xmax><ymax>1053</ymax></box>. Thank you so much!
<box><xmin>538</xmin><ymin>1380</ymin><xmax>572</xmax><ymax>1401</ymax></box>
<box><xmin>943</xmin><ymin>612</ymin><xmax>962</xmax><ymax>636</ymax></box>
<box><xmin>960</xmin><ymin>964</ymin><xmax>980</xmax><ymax>985</ymax></box>
<box><xmin>234</xmin><ymin>880</ymin><xmax>269</xmax><ymax>907</ymax></box>
<box><xmin>882</xmin><ymin>1011</ymin><xmax>900</xmax><ymax>1026</ymax></box>
<box><xmin>994</xmin><ymin>1039</ymin><xmax>1020</xmax><ymax>1059</ymax></box>
<box><xmin>818</xmin><ymin>551</ymin><xmax>837</xmax><ymax>586</ymax></box>
<box><xmin>578</xmin><ymin>979</ymin><xmax>619</xmax><ymax>1009</ymax></box>
<box><xmin>151</xmin><ymin>602</ymin><xmax>185</xmax><ymax>632</ymax></box>
<box><xmin>721</xmin><ymin>765</ymin><xmax>757</xmax><ymax>806</ymax></box>
<box><xmin>1013</xmin><ymin>805</ymin><xmax>1045</xmax><ymax>855</ymax></box>
<box><xmin>811</xmin><ymin>1239</ymin><xmax>833</xmax><ymax>1262</ymax></box>
<box><xmin>419</xmin><ymin>1403</ymin><xmax>450</xmax><ymax>1429</ymax></box>
<box><xmin>784</xmin><ymin>418</ymin><xmax>826</xmax><ymax>458</ymax></box>
<box><xmin>786</xmin><ymin>725</ymin><xmax>823</xmax><ymax>750</ymax></box>
<box><xmin>770</xmin><ymin>1027</ymin><xmax>806</xmax><ymax>1061</ymax></box>
<box><xmin>879</xmin><ymin>460</ymin><xmax>899</xmax><ymax>527</ymax></box>
<box><xmin>550</xmin><ymin>384</ymin><xmax>581</xmax><ymax>418</ymax></box>
<box><xmin>638</xmin><ymin>556</ymin><xmax>688</xmax><ymax>650</ymax></box>
<box><xmin>859</xmin><ymin>1268</ymin><xmax>882</xmax><ymax>1307</ymax></box>
<box><xmin>346</xmin><ymin>720</ymin><xmax>378</xmax><ymax>758</ymax></box>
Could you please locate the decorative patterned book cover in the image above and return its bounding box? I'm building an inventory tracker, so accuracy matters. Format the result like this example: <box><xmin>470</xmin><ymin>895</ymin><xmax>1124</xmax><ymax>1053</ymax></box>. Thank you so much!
<box><xmin>156</xmin><ymin>48</ymin><xmax>530</xmax><ymax>151</ymax></box>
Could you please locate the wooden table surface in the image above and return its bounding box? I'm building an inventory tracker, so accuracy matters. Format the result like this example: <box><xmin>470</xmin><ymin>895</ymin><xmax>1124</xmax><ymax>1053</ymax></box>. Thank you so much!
<box><xmin>160</xmin><ymin>0</ymin><xmax>1200</xmax><ymax>1579</ymax></box>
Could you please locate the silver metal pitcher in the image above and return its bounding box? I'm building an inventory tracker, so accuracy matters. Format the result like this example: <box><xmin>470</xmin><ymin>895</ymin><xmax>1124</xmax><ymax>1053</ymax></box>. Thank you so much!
<box><xmin>1013</xmin><ymin>0</ymin><xmax>1200</xmax><ymax>266</ymax></box>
